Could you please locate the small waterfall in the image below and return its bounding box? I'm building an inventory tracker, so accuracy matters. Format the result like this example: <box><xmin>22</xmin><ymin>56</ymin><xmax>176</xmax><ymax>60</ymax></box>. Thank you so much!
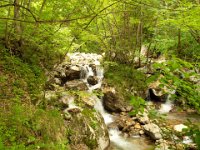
<box><xmin>109</xmin><ymin>128</ymin><xmax>137</xmax><ymax>150</ymax></box>
<box><xmin>68</xmin><ymin>53</ymin><xmax>141</xmax><ymax>150</ymax></box>
<box><xmin>80</xmin><ymin>65</ymin><xmax>94</xmax><ymax>81</ymax></box>
<box><xmin>94</xmin><ymin>99</ymin><xmax>114</xmax><ymax>124</ymax></box>
<box><xmin>159</xmin><ymin>95</ymin><xmax>173</xmax><ymax>114</ymax></box>
<box><xmin>159</xmin><ymin>91</ymin><xmax>175</xmax><ymax>114</ymax></box>
<box><xmin>89</xmin><ymin>65</ymin><xmax>104</xmax><ymax>91</ymax></box>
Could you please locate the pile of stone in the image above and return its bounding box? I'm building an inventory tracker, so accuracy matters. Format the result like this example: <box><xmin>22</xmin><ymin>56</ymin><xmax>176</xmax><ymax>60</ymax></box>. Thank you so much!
<box><xmin>45</xmin><ymin>53</ymin><xmax>110</xmax><ymax>150</ymax></box>
<box><xmin>47</xmin><ymin>52</ymin><xmax>103</xmax><ymax>91</ymax></box>
<box><xmin>106</xmin><ymin>108</ymin><xmax>163</xmax><ymax>142</ymax></box>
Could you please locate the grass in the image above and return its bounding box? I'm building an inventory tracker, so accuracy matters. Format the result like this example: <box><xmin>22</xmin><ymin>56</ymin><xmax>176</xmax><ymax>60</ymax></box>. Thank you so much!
<box><xmin>0</xmin><ymin>48</ymin><xmax>69</xmax><ymax>149</ymax></box>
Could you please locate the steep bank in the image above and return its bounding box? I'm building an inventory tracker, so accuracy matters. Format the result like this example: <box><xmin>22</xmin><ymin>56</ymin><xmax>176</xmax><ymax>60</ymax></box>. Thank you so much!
<box><xmin>0</xmin><ymin>49</ymin><xmax>69</xmax><ymax>149</ymax></box>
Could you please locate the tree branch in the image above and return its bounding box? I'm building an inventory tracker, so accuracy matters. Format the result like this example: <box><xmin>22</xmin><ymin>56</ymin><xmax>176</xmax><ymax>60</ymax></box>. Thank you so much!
<box><xmin>84</xmin><ymin>0</ymin><xmax>121</xmax><ymax>29</ymax></box>
<box><xmin>0</xmin><ymin>3</ymin><xmax>37</xmax><ymax>22</ymax></box>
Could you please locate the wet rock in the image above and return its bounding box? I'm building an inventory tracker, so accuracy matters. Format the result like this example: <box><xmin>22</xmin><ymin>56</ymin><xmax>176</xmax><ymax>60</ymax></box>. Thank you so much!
<box><xmin>155</xmin><ymin>139</ymin><xmax>170</xmax><ymax>150</ymax></box>
<box><xmin>60</xmin><ymin>65</ymin><xmax>81</xmax><ymax>84</ymax></box>
<box><xmin>147</xmin><ymin>88</ymin><xmax>168</xmax><ymax>102</ymax></box>
<box><xmin>129</xmin><ymin>128</ymin><xmax>140</xmax><ymax>136</ymax></box>
<box><xmin>46</xmin><ymin>53</ymin><xmax>109</xmax><ymax>150</ymax></box>
<box><xmin>65</xmin><ymin>80</ymin><xmax>88</xmax><ymax>91</ymax></box>
<box><xmin>143</xmin><ymin>123</ymin><xmax>162</xmax><ymax>140</ymax></box>
<box><xmin>57</xmin><ymin>67</ymin><xmax>66</xmax><ymax>78</ymax></box>
<box><xmin>115</xmin><ymin>114</ymin><xmax>138</xmax><ymax>134</ymax></box>
<box><xmin>87</xmin><ymin>76</ymin><xmax>98</xmax><ymax>85</ymax></box>
<box><xmin>65</xmin><ymin>110</ymin><xmax>110</xmax><ymax>150</ymax></box>
<box><xmin>117</xmin><ymin>122</ymin><xmax>125</xmax><ymax>131</ymax></box>
<box><xmin>103</xmin><ymin>91</ymin><xmax>126</xmax><ymax>113</ymax></box>
<box><xmin>137</xmin><ymin>112</ymin><xmax>150</xmax><ymax>125</ymax></box>
<box><xmin>134</xmin><ymin>123</ymin><xmax>142</xmax><ymax>129</ymax></box>
<box><xmin>52</xmin><ymin>65</ymin><xmax>82</xmax><ymax>85</ymax></box>
<box><xmin>139</xmin><ymin>130</ymin><xmax>145</xmax><ymax>135</ymax></box>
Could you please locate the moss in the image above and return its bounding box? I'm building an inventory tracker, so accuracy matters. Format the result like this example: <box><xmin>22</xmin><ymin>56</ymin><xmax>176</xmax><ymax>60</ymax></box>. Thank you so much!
<box><xmin>83</xmin><ymin>138</ymin><xmax>98</xmax><ymax>149</ymax></box>
<box><xmin>104</xmin><ymin>61</ymin><xmax>148</xmax><ymax>99</ymax></box>
<box><xmin>82</xmin><ymin>108</ymin><xmax>99</xmax><ymax>130</ymax></box>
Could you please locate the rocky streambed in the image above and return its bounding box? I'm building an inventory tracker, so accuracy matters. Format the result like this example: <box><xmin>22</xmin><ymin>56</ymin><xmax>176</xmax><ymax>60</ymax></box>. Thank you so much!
<box><xmin>45</xmin><ymin>52</ymin><xmax>199</xmax><ymax>150</ymax></box>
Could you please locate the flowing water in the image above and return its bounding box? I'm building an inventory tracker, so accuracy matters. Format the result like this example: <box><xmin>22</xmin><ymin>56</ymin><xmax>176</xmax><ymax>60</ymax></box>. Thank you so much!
<box><xmin>68</xmin><ymin>53</ymin><xmax>154</xmax><ymax>150</ymax></box>
<box><xmin>66</xmin><ymin>53</ymin><xmax>199</xmax><ymax>149</ymax></box>
<box><xmin>159</xmin><ymin>95</ymin><xmax>173</xmax><ymax>114</ymax></box>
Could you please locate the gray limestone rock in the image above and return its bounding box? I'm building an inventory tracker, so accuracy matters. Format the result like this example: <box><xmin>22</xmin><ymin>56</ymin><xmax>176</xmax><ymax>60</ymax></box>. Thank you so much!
<box><xmin>143</xmin><ymin>123</ymin><xmax>162</xmax><ymax>140</ymax></box>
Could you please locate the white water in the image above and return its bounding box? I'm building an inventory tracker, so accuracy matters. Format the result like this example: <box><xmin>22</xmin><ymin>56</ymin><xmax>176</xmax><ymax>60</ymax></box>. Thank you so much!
<box><xmin>94</xmin><ymin>99</ymin><xmax>114</xmax><ymax>124</ymax></box>
<box><xmin>183</xmin><ymin>136</ymin><xmax>193</xmax><ymax>144</ymax></box>
<box><xmin>159</xmin><ymin>100</ymin><xmax>173</xmax><ymax>114</ymax></box>
<box><xmin>80</xmin><ymin>65</ymin><xmax>94</xmax><ymax>82</ymax></box>
<box><xmin>159</xmin><ymin>93</ymin><xmax>174</xmax><ymax>114</ymax></box>
<box><xmin>109</xmin><ymin>129</ymin><xmax>138</xmax><ymax>150</ymax></box>
<box><xmin>68</xmin><ymin>53</ymin><xmax>150</xmax><ymax>150</ymax></box>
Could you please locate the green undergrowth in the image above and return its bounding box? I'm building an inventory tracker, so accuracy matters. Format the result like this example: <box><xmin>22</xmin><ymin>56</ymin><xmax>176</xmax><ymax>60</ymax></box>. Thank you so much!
<box><xmin>150</xmin><ymin>57</ymin><xmax>200</xmax><ymax>112</ymax></box>
<box><xmin>103</xmin><ymin>61</ymin><xmax>147</xmax><ymax>99</ymax></box>
<box><xmin>0</xmin><ymin>48</ymin><xmax>69</xmax><ymax>149</ymax></box>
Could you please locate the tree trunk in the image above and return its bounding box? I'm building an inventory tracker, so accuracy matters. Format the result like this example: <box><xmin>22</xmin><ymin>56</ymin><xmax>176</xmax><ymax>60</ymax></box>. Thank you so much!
<box><xmin>5</xmin><ymin>0</ymin><xmax>12</xmax><ymax>48</ymax></box>
<box><xmin>177</xmin><ymin>28</ymin><xmax>181</xmax><ymax>55</ymax></box>
<box><xmin>138</xmin><ymin>21</ymin><xmax>143</xmax><ymax>67</ymax></box>
<box><xmin>138</xmin><ymin>5</ymin><xmax>143</xmax><ymax>67</ymax></box>
<box><xmin>14</xmin><ymin>0</ymin><xmax>21</xmax><ymax>36</ymax></box>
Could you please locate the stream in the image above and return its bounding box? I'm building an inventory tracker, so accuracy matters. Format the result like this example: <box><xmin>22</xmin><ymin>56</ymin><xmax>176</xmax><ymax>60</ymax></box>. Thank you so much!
<box><xmin>67</xmin><ymin>53</ymin><xmax>155</xmax><ymax>150</ymax></box>
<box><xmin>66</xmin><ymin>52</ymin><xmax>199</xmax><ymax>150</ymax></box>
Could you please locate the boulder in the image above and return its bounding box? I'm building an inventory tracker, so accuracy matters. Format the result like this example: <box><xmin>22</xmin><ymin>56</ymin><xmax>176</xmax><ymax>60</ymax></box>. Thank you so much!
<box><xmin>114</xmin><ymin>113</ymin><xmax>136</xmax><ymax>133</ymax></box>
<box><xmin>137</xmin><ymin>112</ymin><xmax>150</xmax><ymax>125</ymax></box>
<box><xmin>87</xmin><ymin>76</ymin><xmax>98</xmax><ymax>85</ymax></box>
<box><xmin>103</xmin><ymin>91</ymin><xmax>126</xmax><ymax>113</ymax></box>
<box><xmin>53</xmin><ymin>65</ymin><xmax>81</xmax><ymax>85</ymax></box>
<box><xmin>143</xmin><ymin>123</ymin><xmax>162</xmax><ymax>140</ymax></box>
<box><xmin>65</xmin><ymin>109</ymin><xmax>110</xmax><ymax>150</ymax></box>
<box><xmin>80</xmin><ymin>94</ymin><xmax>97</xmax><ymax>107</ymax></box>
<box><xmin>147</xmin><ymin>88</ymin><xmax>168</xmax><ymax>102</ymax></box>
<box><xmin>173</xmin><ymin>124</ymin><xmax>188</xmax><ymax>132</ymax></box>
<box><xmin>61</xmin><ymin>66</ymin><xmax>81</xmax><ymax>84</ymax></box>
<box><xmin>65</xmin><ymin>80</ymin><xmax>88</xmax><ymax>91</ymax></box>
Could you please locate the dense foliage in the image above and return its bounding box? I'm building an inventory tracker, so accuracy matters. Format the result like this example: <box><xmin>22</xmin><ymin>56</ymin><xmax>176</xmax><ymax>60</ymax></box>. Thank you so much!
<box><xmin>0</xmin><ymin>48</ymin><xmax>68</xmax><ymax>149</ymax></box>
